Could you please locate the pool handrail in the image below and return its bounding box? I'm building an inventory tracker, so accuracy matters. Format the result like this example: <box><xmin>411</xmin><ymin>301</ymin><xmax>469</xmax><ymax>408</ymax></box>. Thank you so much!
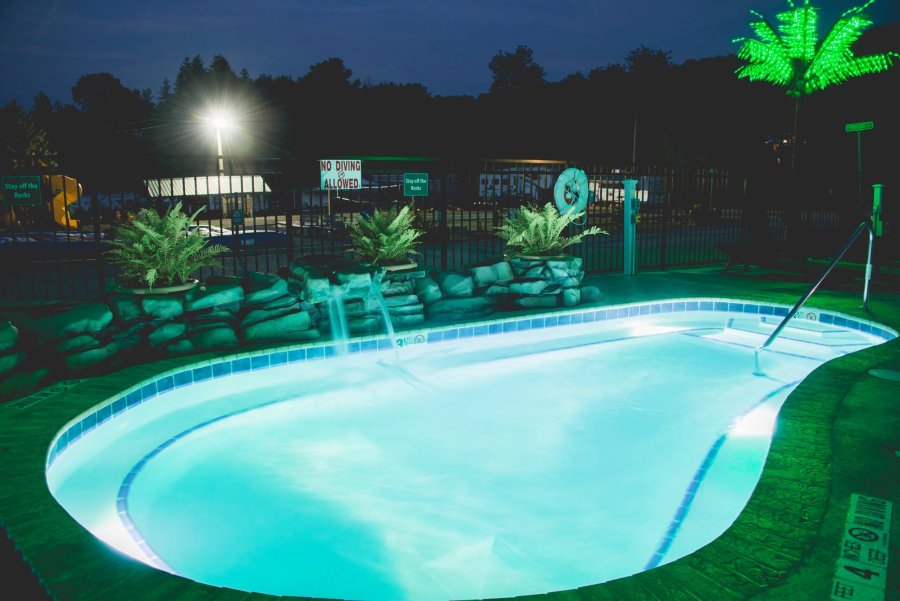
<box><xmin>754</xmin><ymin>219</ymin><xmax>874</xmax><ymax>375</ymax></box>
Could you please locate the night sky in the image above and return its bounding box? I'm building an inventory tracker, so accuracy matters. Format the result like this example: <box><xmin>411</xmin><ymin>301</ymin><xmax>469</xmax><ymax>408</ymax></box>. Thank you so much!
<box><xmin>1</xmin><ymin>0</ymin><xmax>898</xmax><ymax>105</ymax></box>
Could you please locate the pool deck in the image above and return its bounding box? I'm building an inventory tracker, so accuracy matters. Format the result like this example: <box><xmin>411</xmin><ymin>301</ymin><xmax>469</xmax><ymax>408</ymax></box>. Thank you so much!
<box><xmin>1</xmin><ymin>266</ymin><xmax>898</xmax><ymax>600</ymax></box>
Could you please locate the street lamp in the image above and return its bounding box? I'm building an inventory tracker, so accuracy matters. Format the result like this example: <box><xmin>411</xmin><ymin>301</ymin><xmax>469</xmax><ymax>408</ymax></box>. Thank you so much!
<box><xmin>205</xmin><ymin>108</ymin><xmax>234</xmax><ymax>175</ymax></box>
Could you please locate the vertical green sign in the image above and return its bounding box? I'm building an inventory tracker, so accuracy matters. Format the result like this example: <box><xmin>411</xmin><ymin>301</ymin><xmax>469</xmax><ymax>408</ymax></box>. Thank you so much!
<box><xmin>2</xmin><ymin>176</ymin><xmax>42</xmax><ymax>205</ymax></box>
<box><xmin>403</xmin><ymin>173</ymin><xmax>428</xmax><ymax>197</ymax></box>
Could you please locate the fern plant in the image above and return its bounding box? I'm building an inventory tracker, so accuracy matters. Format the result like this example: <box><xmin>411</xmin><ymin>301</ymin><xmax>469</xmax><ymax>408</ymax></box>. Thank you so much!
<box><xmin>344</xmin><ymin>204</ymin><xmax>424</xmax><ymax>266</ymax></box>
<box><xmin>497</xmin><ymin>203</ymin><xmax>606</xmax><ymax>257</ymax></box>
<box><xmin>105</xmin><ymin>201</ymin><xmax>227</xmax><ymax>289</ymax></box>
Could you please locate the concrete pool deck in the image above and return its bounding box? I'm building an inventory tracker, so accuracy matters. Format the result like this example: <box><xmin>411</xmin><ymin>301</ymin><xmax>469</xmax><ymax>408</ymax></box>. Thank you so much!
<box><xmin>1</xmin><ymin>265</ymin><xmax>898</xmax><ymax>600</ymax></box>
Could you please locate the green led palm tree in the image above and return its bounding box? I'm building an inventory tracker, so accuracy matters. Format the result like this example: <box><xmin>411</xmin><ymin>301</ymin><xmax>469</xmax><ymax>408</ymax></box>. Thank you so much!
<box><xmin>734</xmin><ymin>0</ymin><xmax>897</xmax><ymax>171</ymax></box>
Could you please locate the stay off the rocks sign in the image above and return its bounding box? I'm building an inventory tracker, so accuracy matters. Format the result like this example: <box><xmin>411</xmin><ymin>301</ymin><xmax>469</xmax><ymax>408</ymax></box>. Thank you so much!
<box><xmin>319</xmin><ymin>159</ymin><xmax>362</xmax><ymax>190</ymax></box>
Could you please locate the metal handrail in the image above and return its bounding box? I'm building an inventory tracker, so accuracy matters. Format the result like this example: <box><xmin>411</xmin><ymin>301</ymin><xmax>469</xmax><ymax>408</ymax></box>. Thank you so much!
<box><xmin>754</xmin><ymin>220</ymin><xmax>874</xmax><ymax>375</ymax></box>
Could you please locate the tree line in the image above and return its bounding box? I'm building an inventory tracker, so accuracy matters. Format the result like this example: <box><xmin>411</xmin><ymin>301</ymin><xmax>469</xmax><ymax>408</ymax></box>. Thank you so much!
<box><xmin>1</xmin><ymin>23</ymin><xmax>898</xmax><ymax>203</ymax></box>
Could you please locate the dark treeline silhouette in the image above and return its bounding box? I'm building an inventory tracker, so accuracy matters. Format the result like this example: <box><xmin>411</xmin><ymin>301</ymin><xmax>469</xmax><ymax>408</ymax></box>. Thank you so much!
<box><xmin>1</xmin><ymin>22</ymin><xmax>898</xmax><ymax>206</ymax></box>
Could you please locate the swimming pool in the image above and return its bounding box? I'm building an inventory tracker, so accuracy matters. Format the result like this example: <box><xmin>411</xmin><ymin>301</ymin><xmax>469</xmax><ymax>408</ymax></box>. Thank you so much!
<box><xmin>46</xmin><ymin>299</ymin><xmax>894</xmax><ymax>600</ymax></box>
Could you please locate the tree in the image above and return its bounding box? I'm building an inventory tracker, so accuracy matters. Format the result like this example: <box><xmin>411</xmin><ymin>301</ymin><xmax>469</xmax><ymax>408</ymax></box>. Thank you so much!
<box><xmin>0</xmin><ymin>101</ymin><xmax>55</xmax><ymax>170</ymax></box>
<box><xmin>625</xmin><ymin>46</ymin><xmax>673</xmax><ymax>76</ymax></box>
<box><xmin>488</xmin><ymin>45</ymin><xmax>545</xmax><ymax>92</ymax></box>
<box><xmin>734</xmin><ymin>0</ymin><xmax>898</xmax><ymax>171</ymax></box>
<box><xmin>299</xmin><ymin>58</ymin><xmax>358</xmax><ymax>90</ymax></box>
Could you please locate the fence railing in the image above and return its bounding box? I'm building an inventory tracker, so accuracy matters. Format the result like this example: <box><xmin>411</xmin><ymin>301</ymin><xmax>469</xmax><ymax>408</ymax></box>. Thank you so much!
<box><xmin>1</xmin><ymin>157</ymin><xmax>845</xmax><ymax>302</ymax></box>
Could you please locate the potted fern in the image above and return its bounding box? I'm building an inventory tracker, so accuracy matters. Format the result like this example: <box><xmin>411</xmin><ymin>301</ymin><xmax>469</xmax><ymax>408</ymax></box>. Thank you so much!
<box><xmin>344</xmin><ymin>204</ymin><xmax>424</xmax><ymax>271</ymax></box>
<box><xmin>497</xmin><ymin>202</ymin><xmax>607</xmax><ymax>259</ymax></box>
<box><xmin>105</xmin><ymin>201</ymin><xmax>228</xmax><ymax>294</ymax></box>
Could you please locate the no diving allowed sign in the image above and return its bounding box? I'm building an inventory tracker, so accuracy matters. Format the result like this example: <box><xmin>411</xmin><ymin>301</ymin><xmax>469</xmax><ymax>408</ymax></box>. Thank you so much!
<box><xmin>830</xmin><ymin>494</ymin><xmax>892</xmax><ymax>600</ymax></box>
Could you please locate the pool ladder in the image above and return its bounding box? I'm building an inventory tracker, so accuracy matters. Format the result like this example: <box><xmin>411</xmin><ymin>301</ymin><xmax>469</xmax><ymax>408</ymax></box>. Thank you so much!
<box><xmin>753</xmin><ymin>220</ymin><xmax>874</xmax><ymax>376</ymax></box>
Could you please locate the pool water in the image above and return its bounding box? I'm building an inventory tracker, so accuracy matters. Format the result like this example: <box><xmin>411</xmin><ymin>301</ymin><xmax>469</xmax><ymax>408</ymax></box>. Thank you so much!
<box><xmin>47</xmin><ymin>306</ymin><xmax>888</xmax><ymax>600</ymax></box>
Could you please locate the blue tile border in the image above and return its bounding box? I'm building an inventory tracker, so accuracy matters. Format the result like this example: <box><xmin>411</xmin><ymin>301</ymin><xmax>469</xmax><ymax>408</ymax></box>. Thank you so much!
<box><xmin>46</xmin><ymin>298</ymin><xmax>897</xmax><ymax>468</ymax></box>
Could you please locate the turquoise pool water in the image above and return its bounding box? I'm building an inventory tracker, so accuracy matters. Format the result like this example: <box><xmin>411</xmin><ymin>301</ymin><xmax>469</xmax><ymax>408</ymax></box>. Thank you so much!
<box><xmin>46</xmin><ymin>301</ymin><xmax>892</xmax><ymax>600</ymax></box>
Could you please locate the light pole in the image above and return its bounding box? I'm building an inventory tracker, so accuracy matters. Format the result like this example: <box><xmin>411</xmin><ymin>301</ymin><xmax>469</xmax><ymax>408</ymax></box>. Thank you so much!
<box><xmin>208</xmin><ymin>109</ymin><xmax>233</xmax><ymax>176</ymax></box>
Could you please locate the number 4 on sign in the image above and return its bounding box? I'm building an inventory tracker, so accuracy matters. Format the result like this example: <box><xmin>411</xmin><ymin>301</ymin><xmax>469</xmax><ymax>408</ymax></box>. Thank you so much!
<box><xmin>844</xmin><ymin>565</ymin><xmax>879</xmax><ymax>581</ymax></box>
<box><xmin>837</xmin><ymin>558</ymin><xmax>886</xmax><ymax>590</ymax></box>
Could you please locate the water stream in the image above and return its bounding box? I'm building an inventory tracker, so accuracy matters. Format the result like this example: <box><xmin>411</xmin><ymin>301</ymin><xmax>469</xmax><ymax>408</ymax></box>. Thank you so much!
<box><xmin>326</xmin><ymin>285</ymin><xmax>350</xmax><ymax>355</ymax></box>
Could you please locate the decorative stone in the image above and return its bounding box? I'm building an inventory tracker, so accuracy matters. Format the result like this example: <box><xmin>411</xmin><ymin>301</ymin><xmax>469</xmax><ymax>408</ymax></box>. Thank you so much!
<box><xmin>509</xmin><ymin>257</ymin><xmax>544</xmax><ymax>276</ymax></box>
<box><xmin>469</xmin><ymin>265</ymin><xmax>498</xmax><ymax>287</ymax></box>
<box><xmin>336</xmin><ymin>271</ymin><xmax>375</xmax><ymax>299</ymax></box>
<box><xmin>391</xmin><ymin>314</ymin><xmax>425</xmax><ymax>328</ymax></box>
<box><xmin>547</xmin><ymin>257</ymin><xmax>583</xmax><ymax>273</ymax></box>
<box><xmin>303</xmin><ymin>277</ymin><xmax>332</xmax><ymax>304</ymax></box>
<box><xmin>167</xmin><ymin>339</ymin><xmax>196</xmax><ymax>356</ymax></box>
<box><xmin>243</xmin><ymin>272</ymin><xmax>289</xmax><ymax>306</ymax></box>
<box><xmin>106</xmin><ymin>294</ymin><xmax>143</xmax><ymax>324</ymax></box>
<box><xmin>511</xmin><ymin>295</ymin><xmax>559</xmax><ymax>309</ymax></box>
<box><xmin>243</xmin><ymin>311</ymin><xmax>318</xmax><ymax>342</ymax></box>
<box><xmin>0</xmin><ymin>351</ymin><xmax>25</xmax><ymax>375</ymax></box>
<box><xmin>64</xmin><ymin>342</ymin><xmax>118</xmax><ymax>373</ymax></box>
<box><xmin>381</xmin><ymin>279</ymin><xmax>414</xmax><ymax>296</ymax></box>
<box><xmin>383</xmin><ymin>294</ymin><xmax>419</xmax><ymax>308</ymax></box>
<box><xmin>525</xmin><ymin>265</ymin><xmax>550</xmax><ymax>279</ymax></box>
<box><xmin>30</xmin><ymin>303</ymin><xmax>114</xmax><ymax>344</ymax></box>
<box><xmin>482</xmin><ymin>285</ymin><xmax>510</xmax><ymax>296</ymax></box>
<box><xmin>191</xmin><ymin>327</ymin><xmax>239</xmax><ymax>351</ymax></box>
<box><xmin>540</xmin><ymin>284</ymin><xmax>563</xmax><ymax>295</ymax></box>
<box><xmin>0</xmin><ymin>321</ymin><xmax>19</xmax><ymax>353</ymax></box>
<box><xmin>148</xmin><ymin>322</ymin><xmax>187</xmax><ymax>347</ymax></box>
<box><xmin>191</xmin><ymin>308</ymin><xmax>238</xmax><ymax>323</ymax></box>
<box><xmin>435</xmin><ymin>271</ymin><xmax>474</xmax><ymax>297</ymax></box>
<box><xmin>141</xmin><ymin>296</ymin><xmax>184</xmax><ymax>320</ymax></box>
<box><xmin>188</xmin><ymin>320</ymin><xmax>232</xmax><ymax>334</ymax></box>
<box><xmin>426</xmin><ymin>297</ymin><xmax>493</xmax><ymax>322</ymax></box>
<box><xmin>111</xmin><ymin>324</ymin><xmax>143</xmax><ymax>355</ymax></box>
<box><xmin>492</xmin><ymin>261</ymin><xmax>514</xmax><ymax>283</ymax></box>
<box><xmin>186</xmin><ymin>284</ymin><xmax>245</xmax><ymax>312</ymax></box>
<box><xmin>509</xmin><ymin>278</ymin><xmax>549</xmax><ymax>296</ymax></box>
<box><xmin>241</xmin><ymin>304</ymin><xmax>302</xmax><ymax>328</ymax></box>
<box><xmin>348</xmin><ymin>315</ymin><xmax>383</xmax><ymax>334</ymax></box>
<box><xmin>57</xmin><ymin>335</ymin><xmax>101</xmax><ymax>354</ymax></box>
<box><xmin>261</xmin><ymin>294</ymin><xmax>300</xmax><ymax>310</ymax></box>
<box><xmin>387</xmin><ymin>303</ymin><xmax>424</xmax><ymax>316</ymax></box>
<box><xmin>343</xmin><ymin>298</ymin><xmax>380</xmax><ymax>318</ymax></box>
<box><xmin>415</xmin><ymin>276</ymin><xmax>443</xmax><ymax>304</ymax></box>
<box><xmin>562</xmin><ymin>288</ymin><xmax>581</xmax><ymax>307</ymax></box>
<box><xmin>580</xmin><ymin>286</ymin><xmax>603</xmax><ymax>303</ymax></box>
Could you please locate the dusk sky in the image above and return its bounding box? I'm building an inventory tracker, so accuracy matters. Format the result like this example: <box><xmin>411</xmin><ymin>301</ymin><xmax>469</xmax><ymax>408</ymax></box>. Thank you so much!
<box><xmin>1</xmin><ymin>0</ymin><xmax>898</xmax><ymax>106</ymax></box>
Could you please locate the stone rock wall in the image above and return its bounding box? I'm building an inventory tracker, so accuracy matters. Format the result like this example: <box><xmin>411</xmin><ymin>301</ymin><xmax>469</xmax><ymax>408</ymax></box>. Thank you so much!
<box><xmin>1</xmin><ymin>254</ymin><xmax>604</xmax><ymax>401</ymax></box>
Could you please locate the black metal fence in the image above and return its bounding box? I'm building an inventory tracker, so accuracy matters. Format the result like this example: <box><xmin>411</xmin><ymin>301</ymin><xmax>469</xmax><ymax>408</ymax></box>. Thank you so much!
<box><xmin>1</xmin><ymin>157</ymin><xmax>846</xmax><ymax>302</ymax></box>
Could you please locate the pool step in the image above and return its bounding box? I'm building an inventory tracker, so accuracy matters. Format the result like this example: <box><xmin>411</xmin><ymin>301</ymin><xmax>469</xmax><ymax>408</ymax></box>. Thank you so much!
<box><xmin>721</xmin><ymin>317</ymin><xmax>872</xmax><ymax>348</ymax></box>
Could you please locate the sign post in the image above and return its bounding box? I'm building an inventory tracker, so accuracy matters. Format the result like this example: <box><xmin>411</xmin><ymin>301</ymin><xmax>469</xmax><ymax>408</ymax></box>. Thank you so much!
<box><xmin>1</xmin><ymin>176</ymin><xmax>42</xmax><ymax>206</ymax></box>
<box><xmin>319</xmin><ymin>159</ymin><xmax>362</xmax><ymax>216</ymax></box>
<box><xmin>845</xmin><ymin>121</ymin><xmax>874</xmax><ymax>206</ymax></box>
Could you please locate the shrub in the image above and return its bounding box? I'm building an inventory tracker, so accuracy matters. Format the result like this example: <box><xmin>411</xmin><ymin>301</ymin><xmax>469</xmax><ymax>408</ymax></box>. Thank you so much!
<box><xmin>345</xmin><ymin>204</ymin><xmax>424</xmax><ymax>266</ymax></box>
<box><xmin>105</xmin><ymin>202</ymin><xmax>227</xmax><ymax>289</ymax></box>
<box><xmin>497</xmin><ymin>202</ymin><xmax>606</xmax><ymax>256</ymax></box>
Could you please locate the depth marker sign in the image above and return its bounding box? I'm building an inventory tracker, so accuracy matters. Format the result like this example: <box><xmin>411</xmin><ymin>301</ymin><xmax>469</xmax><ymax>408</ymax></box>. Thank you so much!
<box><xmin>320</xmin><ymin>159</ymin><xmax>362</xmax><ymax>190</ymax></box>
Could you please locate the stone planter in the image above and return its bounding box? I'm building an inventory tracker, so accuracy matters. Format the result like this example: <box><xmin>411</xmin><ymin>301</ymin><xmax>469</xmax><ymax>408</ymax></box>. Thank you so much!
<box><xmin>116</xmin><ymin>278</ymin><xmax>200</xmax><ymax>295</ymax></box>
<box><xmin>382</xmin><ymin>262</ymin><xmax>418</xmax><ymax>272</ymax></box>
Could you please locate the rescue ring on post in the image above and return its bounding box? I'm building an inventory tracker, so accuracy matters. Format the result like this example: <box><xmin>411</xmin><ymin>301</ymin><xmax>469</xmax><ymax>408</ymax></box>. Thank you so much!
<box><xmin>554</xmin><ymin>168</ymin><xmax>590</xmax><ymax>216</ymax></box>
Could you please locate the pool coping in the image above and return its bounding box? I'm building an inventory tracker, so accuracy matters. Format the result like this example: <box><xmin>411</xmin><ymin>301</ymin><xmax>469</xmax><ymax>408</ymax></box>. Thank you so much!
<box><xmin>2</xmin><ymin>271</ymin><xmax>899</xmax><ymax>600</ymax></box>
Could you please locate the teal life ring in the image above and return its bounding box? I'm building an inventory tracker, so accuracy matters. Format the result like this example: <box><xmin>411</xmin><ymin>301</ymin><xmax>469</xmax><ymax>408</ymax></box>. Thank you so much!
<box><xmin>554</xmin><ymin>168</ymin><xmax>589</xmax><ymax>217</ymax></box>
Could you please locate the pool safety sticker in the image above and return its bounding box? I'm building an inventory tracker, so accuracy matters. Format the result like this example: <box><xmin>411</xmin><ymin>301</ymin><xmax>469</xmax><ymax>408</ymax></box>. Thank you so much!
<box><xmin>792</xmin><ymin>309</ymin><xmax>819</xmax><ymax>322</ymax></box>
<box><xmin>830</xmin><ymin>494</ymin><xmax>892</xmax><ymax>600</ymax></box>
<box><xmin>395</xmin><ymin>334</ymin><xmax>426</xmax><ymax>347</ymax></box>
